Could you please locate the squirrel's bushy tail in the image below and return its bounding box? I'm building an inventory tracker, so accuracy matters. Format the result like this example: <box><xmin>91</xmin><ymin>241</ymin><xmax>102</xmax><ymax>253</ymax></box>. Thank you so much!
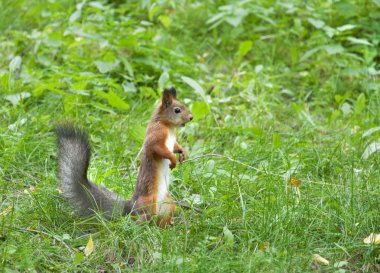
<box><xmin>56</xmin><ymin>124</ymin><xmax>132</xmax><ymax>219</ymax></box>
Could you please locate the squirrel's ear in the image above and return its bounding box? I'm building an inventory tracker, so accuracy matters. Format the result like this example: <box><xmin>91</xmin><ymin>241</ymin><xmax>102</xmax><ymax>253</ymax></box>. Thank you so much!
<box><xmin>162</xmin><ymin>89</ymin><xmax>173</xmax><ymax>107</ymax></box>
<box><xmin>168</xmin><ymin>87</ymin><xmax>177</xmax><ymax>99</ymax></box>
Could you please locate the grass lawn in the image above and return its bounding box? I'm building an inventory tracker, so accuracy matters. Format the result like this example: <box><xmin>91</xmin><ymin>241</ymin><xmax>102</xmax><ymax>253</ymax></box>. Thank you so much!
<box><xmin>1</xmin><ymin>0</ymin><xmax>379</xmax><ymax>272</ymax></box>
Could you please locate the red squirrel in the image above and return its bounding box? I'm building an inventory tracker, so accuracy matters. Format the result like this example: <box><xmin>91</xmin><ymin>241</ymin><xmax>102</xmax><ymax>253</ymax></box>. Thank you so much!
<box><xmin>56</xmin><ymin>88</ymin><xmax>193</xmax><ymax>227</ymax></box>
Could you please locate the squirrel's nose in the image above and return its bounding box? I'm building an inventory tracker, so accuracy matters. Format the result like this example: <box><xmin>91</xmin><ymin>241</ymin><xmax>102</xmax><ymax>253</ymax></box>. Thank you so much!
<box><xmin>189</xmin><ymin>115</ymin><xmax>193</xmax><ymax>121</ymax></box>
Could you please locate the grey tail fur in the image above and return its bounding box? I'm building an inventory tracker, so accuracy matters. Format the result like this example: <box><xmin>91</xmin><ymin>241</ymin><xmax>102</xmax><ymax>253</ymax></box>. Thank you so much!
<box><xmin>55</xmin><ymin>124</ymin><xmax>133</xmax><ymax>219</ymax></box>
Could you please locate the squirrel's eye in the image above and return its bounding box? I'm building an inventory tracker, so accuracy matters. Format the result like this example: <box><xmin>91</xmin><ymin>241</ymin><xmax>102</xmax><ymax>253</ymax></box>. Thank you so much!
<box><xmin>174</xmin><ymin>107</ymin><xmax>181</xmax><ymax>114</ymax></box>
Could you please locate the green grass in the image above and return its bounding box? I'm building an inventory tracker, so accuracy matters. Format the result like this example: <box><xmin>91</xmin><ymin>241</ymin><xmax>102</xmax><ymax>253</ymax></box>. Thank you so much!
<box><xmin>1</xmin><ymin>0</ymin><xmax>380</xmax><ymax>272</ymax></box>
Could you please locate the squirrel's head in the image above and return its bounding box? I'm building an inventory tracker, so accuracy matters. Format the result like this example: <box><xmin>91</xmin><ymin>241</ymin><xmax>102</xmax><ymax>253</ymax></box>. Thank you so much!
<box><xmin>159</xmin><ymin>87</ymin><xmax>193</xmax><ymax>127</ymax></box>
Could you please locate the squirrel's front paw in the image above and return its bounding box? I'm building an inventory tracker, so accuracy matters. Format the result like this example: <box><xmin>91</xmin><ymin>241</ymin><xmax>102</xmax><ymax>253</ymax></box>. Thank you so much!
<box><xmin>179</xmin><ymin>149</ymin><xmax>187</xmax><ymax>163</ymax></box>
<box><xmin>169</xmin><ymin>160</ymin><xmax>177</xmax><ymax>169</ymax></box>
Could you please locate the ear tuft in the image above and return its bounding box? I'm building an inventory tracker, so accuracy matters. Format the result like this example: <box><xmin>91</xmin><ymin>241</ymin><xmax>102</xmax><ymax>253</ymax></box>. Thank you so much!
<box><xmin>168</xmin><ymin>87</ymin><xmax>177</xmax><ymax>99</ymax></box>
<box><xmin>162</xmin><ymin>89</ymin><xmax>173</xmax><ymax>107</ymax></box>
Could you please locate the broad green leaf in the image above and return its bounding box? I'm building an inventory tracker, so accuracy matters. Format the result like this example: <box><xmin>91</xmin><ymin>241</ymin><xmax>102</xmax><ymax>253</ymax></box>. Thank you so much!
<box><xmin>223</xmin><ymin>226</ymin><xmax>234</xmax><ymax>246</ymax></box>
<box><xmin>69</xmin><ymin>10</ymin><xmax>81</xmax><ymax>22</ymax></box>
<box><xmin>250</xmin><ymin>127</ymin><xmax>264</xmax><ymax>135</ymax></box>
<box><xmin>69</xmin><ymin>0</ymin><xmax>85</xmax><ymax>23</ymax></box>
<box><xmin>158</xmin><ymin>15</ymin><xmax>171</xmax><ymax>28</ymax></box>
<box><xmin>88</xmin><ymin>1</ymin><xmax>106</xmax><ymax>9</ymax></box>
<box><xmin>64</xmin><ymin>95</ymin><xmax>77</xmax><ymax>113</ymax></box>
<box><xmin>206</xmin><ymin>12</ymin><xmax>225</xmax><ymax>25</ymax></box>
<box><xmin>362</xmin><ymin>127</ymin><xmax>380</xmax><ymax>138</ymax></box>
<box><xmin>118</xmin><ymin>53</ymin><xmax>134</xmax><ymax>77</ymax></box>
<box><xmin>94</xmin><ymin>90</ymin><xmax>129</xmax><ymax>110</ymax></box>
<box><xmin>34</xmin><ymin>85</ymin><xmax>66</xmax><ymax>96</ymax></box>
<box><xmin>206</xmin><ymin>13</ymin><xmax>226</xmax><ymax>30</ymax></box>
<box><xmin>92</xmin><ymin>102</ymin><xmax>117</xmax><ymax>114</ymax></box>
<box><xmin>355</xmin><ymin>93</ymin><xmax>366</xmax><ymax>113</ymax></box>
<box><xmin>273</xmin><ymin>133</ymin><xmax>281</xmax><ymax>149</ymax></box>
<box><xmin>9</xmin><ymin>56</ymin><xmax>22</xmax><ymax>73</ymax></box>
<box><xmin>94</xmin><ymin>60</ymin><xmax>119</xmax><ymax>74</ymax></box>
<box><xmin>341</xmin><ymin>103</ymin><xmax>352</xmax><ymax>116</ymax></box>
<box><xmin>334</xmin><ymin>95</ymin><xmax>342</xmax><ymax>103</ymax></box>
<box><xmin>181</xmin><ymin>76</ymin><xmax>205</xmax><ymax>99</ymax></box>
<box><xmin>140</xmin><ymin>86</ymin><xmax>157</xmax><ymax>98</ymax></box>
<box><xmin>373</xmin><ymin>0</ymin><xmax>380</xmax><ymax>7</ymax></box>
<box><xmin>5</xmin><ymin>92</ymin><xmax>31</xmax><ymax>106</ymax></box>
<box><xmin>336</xmin><ymin>24</ymin><xmax>356</xmax><ymax>32</ymax></box>
<box><xmin>347</xmin><ymin>37</ymin><xmax>372</xmax><ymax>46</ymax></box>
<box><xmin>73</xmin><ymin>252</ymin><xmax>84</xmax><ymax>265</ymax></box>
<box><xmin>362</xmin><ymin>141</ymin><xmax>380</xmax><ymax>159</ymax></box>
<box><xmin>191</xmin><ymin>101</ymin><xmax>209</xmax><ymax>121</ymax></box>
<box><xmin>323</xmin><ymin>26</ymin><xmax>336</xmax><ymax>38</ymax></box>
<box><xmin>5</xmin><ymin>245</ymin><xmax>17</xmax><ymax>255</ymax></box>
<box><xmin>122</xmin><ymin>82</ymin><xmax>137</xmax><ymax>93</ymax></box>
<box><xmin>228</xmin><ymin>8</ymin><xmax>248</xmax><ymax>27</ymax></box>
<box><xmin>158</xmin><ymin>71</ymin><xmax>169</xmax><ymax>90</ymax></box>
<box><xmin>148</xmin><ymin>5</ymin><xmax>161</xmax><ymax>21</ymax></box>
<box><xmin>300</xmin><ymin>47</ymin><xmax>322</xmax><ymax>62</ymax></box>
<box><xmin>106</xmin><ymin>90</ymin><xmax>130</xmax><ymax>110</ymax></box>
<box><xmin>238</xmin><ymin>40</ymin><xmax>252</xmax><ymax>58</ymax></box>
<box><xmin>324</xmin><ymin>44</ymin><xmax>345</xmax><ymax>55</ymax></box>
<box><xmin>307</xmin><ymin>18</ymin><xmax>325</xmax><ymax>28</ymax></box>
<box><xmin>300</xmin><ymin>110</ymin><xmax>316</xmax><ymax>126</ymax></box>
<box><xmin>226</xmin><ymin>16</ymin><xmax>242</xmax><ymax>27</ymax></box>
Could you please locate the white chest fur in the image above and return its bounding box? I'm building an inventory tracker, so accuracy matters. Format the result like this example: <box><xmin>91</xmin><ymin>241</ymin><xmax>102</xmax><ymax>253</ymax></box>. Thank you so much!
<box><xmin>165</xmin><ymin>127</ymin><xmax>176</xmax><ymax>153</ymax></box>
<box><xmin>157</xmin><ymin>128</ymin><xmax>176</xmax><ymax>204</ymax></box>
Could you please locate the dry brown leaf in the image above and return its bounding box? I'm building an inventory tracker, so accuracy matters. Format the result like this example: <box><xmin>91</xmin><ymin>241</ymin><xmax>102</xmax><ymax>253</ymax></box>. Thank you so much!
<box><xmin>312</xmin><ymin>254</ymin><xmax>329</xmax><ymax>266</ymax></box>
<box><xmin>289</xmin><ymin>176</ymin><xmax>301</xmax><ymax>188</ymax></box>
<box><xmin>84</xmin><ymin>235</ymin><xmax>94</xmax><ymax>256</ymax></box>
<box><xmin>363</xmin><ymin>233</ymin><xmax>380</xmax><ymax>244</ymax></box>
<box><xmin>259</xmin><ymin>241</ymin><xmax>270</xmax><ymax>251</ymax></box>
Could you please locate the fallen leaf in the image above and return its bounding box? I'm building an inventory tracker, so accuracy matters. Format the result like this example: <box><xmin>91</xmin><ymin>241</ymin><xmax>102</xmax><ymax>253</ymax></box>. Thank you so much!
<box><xmin>289</xmin><ymin>176</ymin><xmax>301</xmax><ymax>187</ymax></box>
<box><xmin>223</xmin><ymin>226</ymin><xmax>234</xmax><ymax>246</ymax></box>
<box><xmin>259</xmin><ymin>241</ymin><xmax>270</xmax><ymax>251</ymax></box>
<box><xmin>312</xmin><ymin>254</ymin><xmax>330</xmax><ymax>266</ymax></box>
<box><xmin>363</xmin><ymin>233</ymin><xmax>380</xmax><ymax>244</ymax></box>
<box><xmin>84</xmin><ymin>235</ymin><xmax>94</xmax><ymax>256</ymax></box>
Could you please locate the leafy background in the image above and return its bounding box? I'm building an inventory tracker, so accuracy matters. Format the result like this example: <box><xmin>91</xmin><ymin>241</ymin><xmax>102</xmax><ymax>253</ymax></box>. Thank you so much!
<box><xmin>1</xmin><ymin>0</ymin><xmax>379</xmax><ymax>272</ymax></box>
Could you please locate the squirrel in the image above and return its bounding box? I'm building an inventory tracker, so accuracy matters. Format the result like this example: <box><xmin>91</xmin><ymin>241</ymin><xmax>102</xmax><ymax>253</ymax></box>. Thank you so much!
<box><xmin>56</xmin><ymin>87</ymin><xmax>193</xmax><ymax>227</ymax></box>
